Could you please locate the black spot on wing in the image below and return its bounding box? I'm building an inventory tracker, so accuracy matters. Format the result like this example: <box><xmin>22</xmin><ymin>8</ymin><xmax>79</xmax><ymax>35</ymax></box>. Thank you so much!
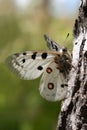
<box><xmin>37</xmin><ymin>66</ymin><xmax>43</xmax><ymax>71</ymax></box>
<box><xmin>23</xmin><ymin>52</ymin><xmax>27</xmax><ymax>55</ymax></box>
<box><xmin>31</xmin><ymin>52</ymin><xmax>37</xmax><ymax>60</ymax></box>
<box><xmin>41</xmin><ymin>52</ymin><xmax>47</xmax><ymax>59</ymax></box>
<box><xmin>61</xmin><ymin>84</ymin><xmax>65</xmax><ymax>88</ymax></box>
<box><xmin>22</xmin><ymin>59</ymin><xmax>25</xmax><ymax>63</ymax></box>
<box><xmin>75</xmin><ymin>42</ymin><xmax>78</xmax><ymax>45</ymax></box>
<box><xmin>64</xmin><ymin>84</ymin><xmax>68</xmax><ymax>87</ymax></box>
<box><xmin>61</xmin><ymin>84</ymin><xmax>68</xmax><ymax>88</ymax></box>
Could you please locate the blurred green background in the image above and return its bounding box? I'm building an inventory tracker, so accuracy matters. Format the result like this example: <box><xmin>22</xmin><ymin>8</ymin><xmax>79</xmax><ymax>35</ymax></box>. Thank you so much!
<box><xmin>0</xmin><ymin>0</ymin><xmax>79</xmax><ymax>130</ymax></box>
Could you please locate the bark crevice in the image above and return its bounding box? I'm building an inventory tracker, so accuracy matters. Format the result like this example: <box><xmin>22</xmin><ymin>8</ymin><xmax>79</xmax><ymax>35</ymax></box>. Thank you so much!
<box><xmin>57</xmin><ymin>0</ymin><xmax>87</xmax><ymax>130</ymax></box>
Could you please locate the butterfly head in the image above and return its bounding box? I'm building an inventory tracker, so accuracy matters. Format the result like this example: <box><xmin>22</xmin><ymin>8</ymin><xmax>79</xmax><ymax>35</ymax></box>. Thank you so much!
<box><xmin>54</xmin><ymin>49</ymin><xmax>72</xmax><ymax>77</ymax></box>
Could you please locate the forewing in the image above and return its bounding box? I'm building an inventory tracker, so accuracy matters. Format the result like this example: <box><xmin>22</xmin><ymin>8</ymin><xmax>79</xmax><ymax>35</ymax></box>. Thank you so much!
<box><xmin>6</xmin><ymin>51</ymin><xmax>55</xmax><ymax>80</ymax></box>
<box><xmin>44</xmin><ymin>34</ymin><xmax>62</xmax><ymax>52</ymax></box>
<box><xmin>39</xmin><ymin>62</ymin><xmax>68</xmax><ymax>101</ymax></box>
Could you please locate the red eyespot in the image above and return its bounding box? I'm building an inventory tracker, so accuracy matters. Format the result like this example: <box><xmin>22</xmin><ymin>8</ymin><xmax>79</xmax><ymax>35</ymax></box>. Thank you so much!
<box><xmin>46</xmin><ymin>67</ymin><xmax>52</xmax><ymax>74</ymax></box>
<box><xmin>48</xmin><ymin>83</ymin><xmax>54</xmax><ymax>90</ymax></box>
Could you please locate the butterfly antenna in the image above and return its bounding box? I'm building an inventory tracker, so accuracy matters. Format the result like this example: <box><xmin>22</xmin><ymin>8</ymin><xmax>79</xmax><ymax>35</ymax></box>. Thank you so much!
<box><xmin>63</xmin><ymin>33</ymin><xmax>69</xmax><ymax>44</ymax></box>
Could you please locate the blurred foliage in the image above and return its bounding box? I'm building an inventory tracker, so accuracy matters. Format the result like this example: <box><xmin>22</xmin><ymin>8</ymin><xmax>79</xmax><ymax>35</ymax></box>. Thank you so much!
<box><xmin>0</xmin><ymin>16</ymin><xmax>21</xmax><ymax>48</ymax></box>
<box><xmin>0</xmin><ymin>0</ymin><xmax>76</xmax><ymax>130</ymax></box>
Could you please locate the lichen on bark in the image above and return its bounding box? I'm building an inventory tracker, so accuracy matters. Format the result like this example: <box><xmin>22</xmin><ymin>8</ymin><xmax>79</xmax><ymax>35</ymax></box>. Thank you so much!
<box><xmin>57</xmin><ymin>0</ymin><xmax>87</xmax><ymax>130</ymax></box>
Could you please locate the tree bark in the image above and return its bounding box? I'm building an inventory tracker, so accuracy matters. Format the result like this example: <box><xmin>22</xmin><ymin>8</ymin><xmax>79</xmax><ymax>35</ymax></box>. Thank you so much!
<box><xmin>57</xmin><ymin>0</ymin><xmax>87</xmax><ymax>130</ymax></box>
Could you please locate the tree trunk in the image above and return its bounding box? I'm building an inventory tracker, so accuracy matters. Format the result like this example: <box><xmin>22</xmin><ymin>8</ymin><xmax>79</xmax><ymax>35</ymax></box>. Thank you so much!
<box><xmin>57</xmin><ymin>0</ymin><xmax>87</xmax><ymax>130</ymax></box>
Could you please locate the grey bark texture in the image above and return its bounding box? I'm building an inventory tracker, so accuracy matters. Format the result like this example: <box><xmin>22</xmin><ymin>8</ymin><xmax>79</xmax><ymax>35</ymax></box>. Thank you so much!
<box><xmin>57</xmin><ymin>0</ymin><xmax>87</xmax><ymax>130</ymax></box>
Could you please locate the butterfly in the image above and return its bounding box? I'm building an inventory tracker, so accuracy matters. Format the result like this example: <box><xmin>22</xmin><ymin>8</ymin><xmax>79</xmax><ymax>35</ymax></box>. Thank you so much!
<box><xmin>6</xmin><ymin>34</ymin><xmax>71</xmax><ymax>102</ymax></box>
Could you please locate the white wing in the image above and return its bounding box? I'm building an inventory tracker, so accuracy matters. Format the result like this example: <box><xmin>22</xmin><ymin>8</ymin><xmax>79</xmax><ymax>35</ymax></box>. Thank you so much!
<box><xmin>44</xmin><ymin>34</ymin><xmax>62</xmax><ymax>51</ymax></box>
<box><xmin>6</xmin><ymin>51</ymin><xmax>55</xmax><ymax>80</ymax></box>
<box><xmin>39</xmin><ymin>62</ymin><xmax>67</xmax><ymax>101</ymax></box>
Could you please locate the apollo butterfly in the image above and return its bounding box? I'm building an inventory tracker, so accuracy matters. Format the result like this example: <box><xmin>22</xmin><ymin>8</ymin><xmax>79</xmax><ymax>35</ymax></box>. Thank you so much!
<box><xmin>6</xmin><ymin>34</ymin><xmax>71</xmax><ymax>101</ymax></box>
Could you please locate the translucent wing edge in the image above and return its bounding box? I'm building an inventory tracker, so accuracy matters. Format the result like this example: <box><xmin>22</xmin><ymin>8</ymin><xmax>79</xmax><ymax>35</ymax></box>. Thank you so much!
<box><xmin>44</xmin><ymin>34</ymin><xmax>62</xmax><ymax>51</ymax></box>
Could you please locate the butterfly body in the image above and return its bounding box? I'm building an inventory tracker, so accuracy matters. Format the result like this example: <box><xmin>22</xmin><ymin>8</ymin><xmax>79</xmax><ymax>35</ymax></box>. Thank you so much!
<box><xmin>6</xmin><ymin>35</ymin><xmax>71</xmax><ymax>101</ymax></box>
